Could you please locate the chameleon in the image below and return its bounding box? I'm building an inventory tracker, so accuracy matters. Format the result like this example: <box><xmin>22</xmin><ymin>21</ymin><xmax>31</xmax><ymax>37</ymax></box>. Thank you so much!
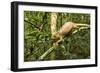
<box><xmin>52</xmin><ymin>22</ymin><xmax>77</xmax><ymax>44</ymax></box>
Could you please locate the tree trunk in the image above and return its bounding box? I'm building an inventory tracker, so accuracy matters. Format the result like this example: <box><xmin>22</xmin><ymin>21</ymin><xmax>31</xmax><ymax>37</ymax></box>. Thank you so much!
<box><xmin>50</xmin><ymin>12</ymin><xmax>57</xmax><ymax>60</ymax></box>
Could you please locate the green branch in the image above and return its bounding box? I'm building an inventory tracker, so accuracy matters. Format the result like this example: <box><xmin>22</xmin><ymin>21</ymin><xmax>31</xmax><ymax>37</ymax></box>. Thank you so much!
<box><xmin>38</xmin><ymin>45</ymin><xmax>56</xmax><ymax>61</ymax></box>
<box><xmin>76</xmin><ymin>23</ymin><xmax>90</xmax><ymax>27</ymax></box>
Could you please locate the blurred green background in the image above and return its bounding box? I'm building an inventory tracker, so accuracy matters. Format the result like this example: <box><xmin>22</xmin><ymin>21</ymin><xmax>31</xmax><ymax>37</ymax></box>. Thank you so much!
<box><xmin>24</xmin><ymin>11</ymin><xmax>90</xmax><ymax>62</ymax></box>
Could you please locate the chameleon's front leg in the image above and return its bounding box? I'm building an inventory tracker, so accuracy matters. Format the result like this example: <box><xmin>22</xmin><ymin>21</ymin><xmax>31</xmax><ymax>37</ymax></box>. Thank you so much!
<box><xmin>55</xmin><ymin>35</ymin><xmax>63</xmax><ymax>46</ymax></box>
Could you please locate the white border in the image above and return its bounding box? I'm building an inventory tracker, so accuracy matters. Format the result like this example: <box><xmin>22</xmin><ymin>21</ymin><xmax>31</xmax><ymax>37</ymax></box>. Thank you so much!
<box><xmin>18</xmin><ymin>5</ymin><xmax>96</xmax><ymax>68</ymax></box>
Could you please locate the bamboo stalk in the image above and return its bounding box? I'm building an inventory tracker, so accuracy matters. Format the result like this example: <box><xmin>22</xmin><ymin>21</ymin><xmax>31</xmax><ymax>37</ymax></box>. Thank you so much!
<box><xmin>50</xmin><ymin>13</ymin><xmax>58</xmax><ymax>60</ymax></box>
<box><xmin>51</xmin><ymin>13</ymin><xmax>57</xmax><ymax>36</ymax></box>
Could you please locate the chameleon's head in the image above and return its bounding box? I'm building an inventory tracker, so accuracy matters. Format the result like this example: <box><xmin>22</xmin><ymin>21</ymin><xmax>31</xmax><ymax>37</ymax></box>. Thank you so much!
<box><xmin>51</xmin><ymin>32</ymin><xmax>61</xmax><ymax>40</ymax></box>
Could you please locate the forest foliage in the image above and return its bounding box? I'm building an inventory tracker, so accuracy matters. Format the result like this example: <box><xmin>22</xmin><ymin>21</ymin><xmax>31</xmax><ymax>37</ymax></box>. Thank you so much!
<box><xmin>24</xmin><ymin>11</ymin><xmax>90</xmax><ymax>62</ymax></box>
